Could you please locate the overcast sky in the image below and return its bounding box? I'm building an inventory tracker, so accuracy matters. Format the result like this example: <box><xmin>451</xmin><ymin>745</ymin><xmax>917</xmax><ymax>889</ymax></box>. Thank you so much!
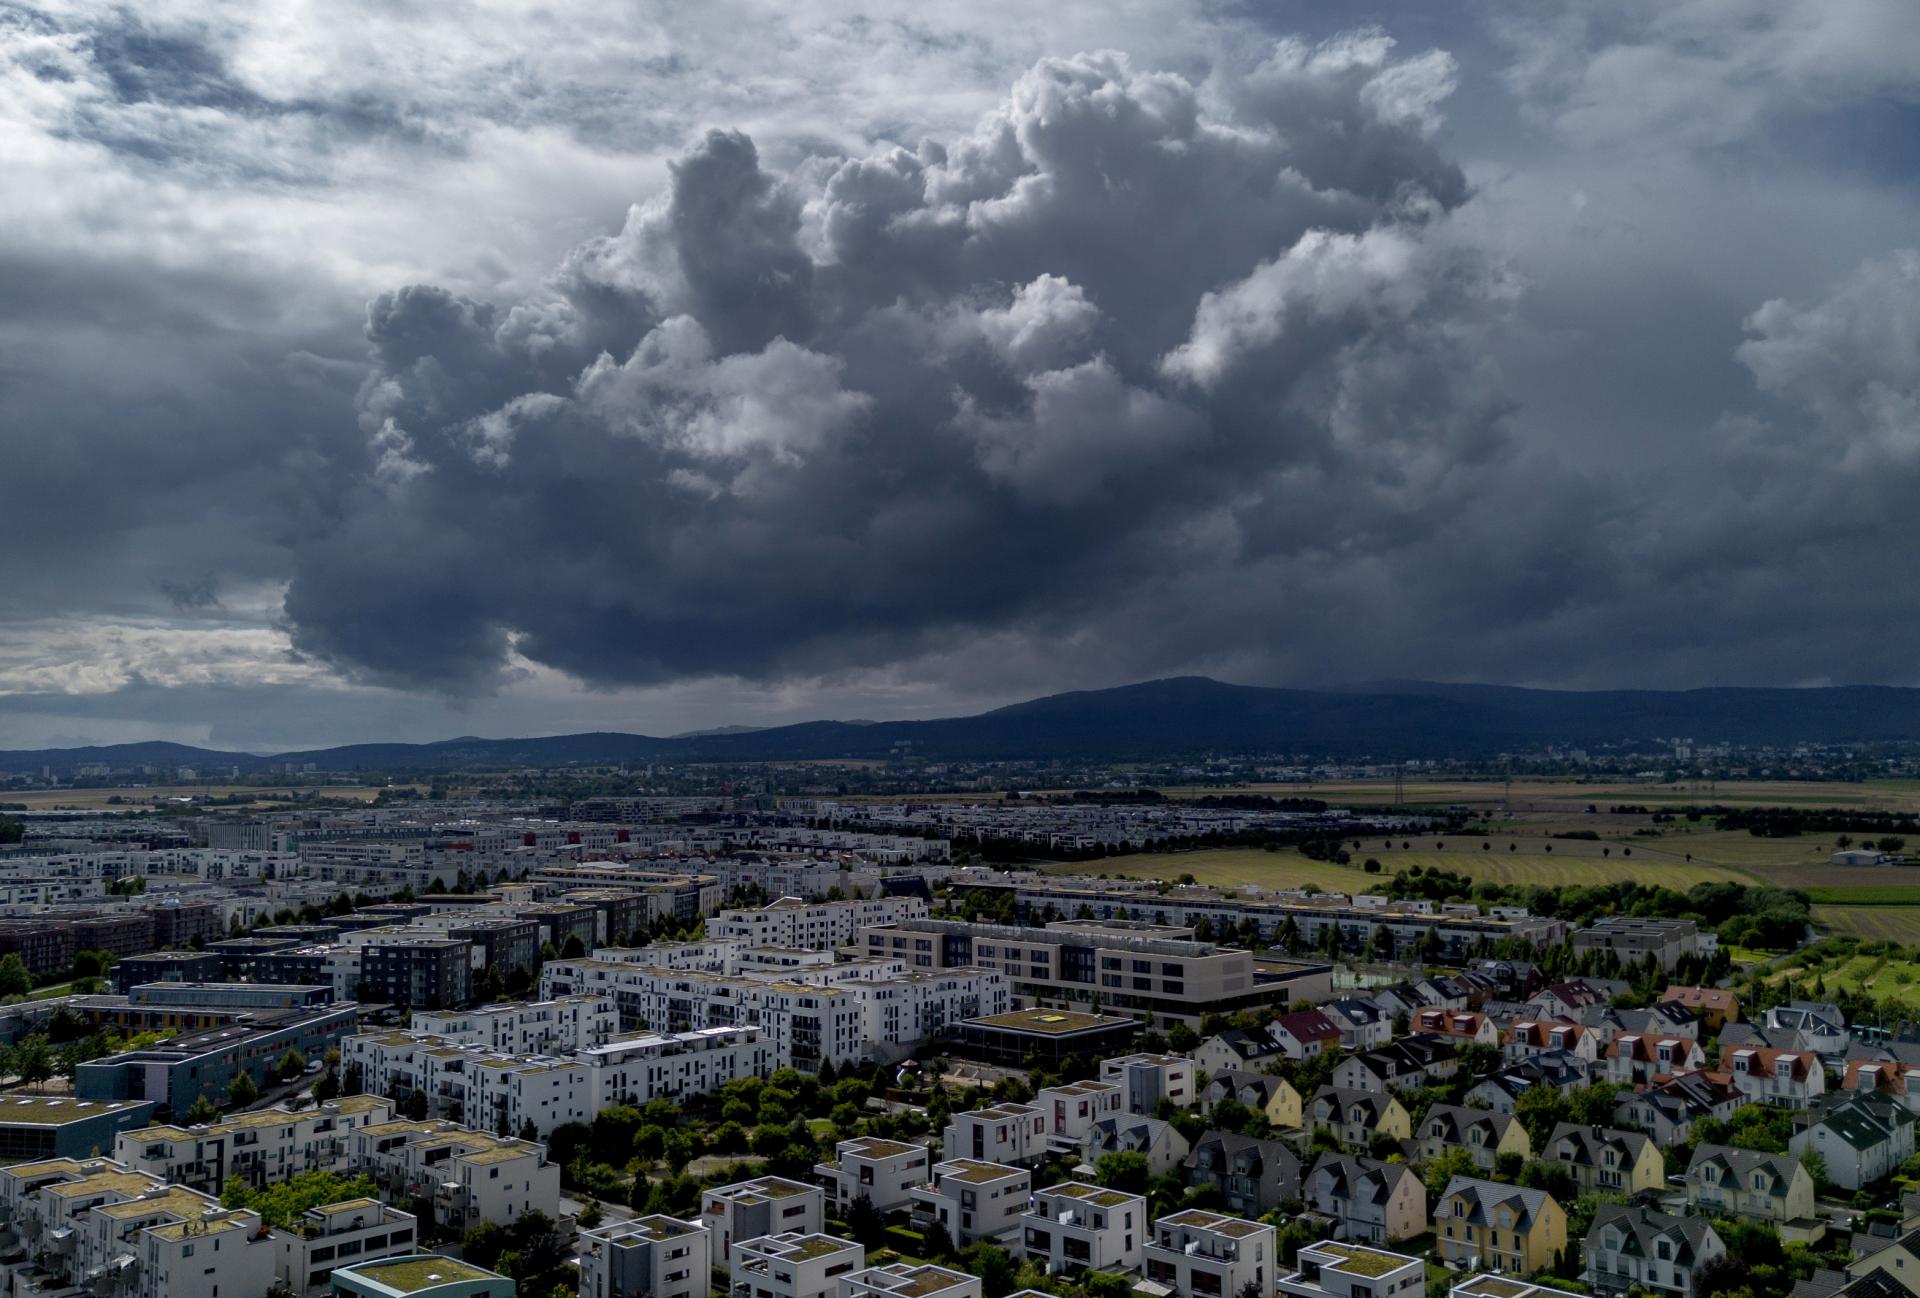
<box><xmin>4</xmin><ymin>1</ymin><xmax>1920</xmax><ymax>752</ymax></box>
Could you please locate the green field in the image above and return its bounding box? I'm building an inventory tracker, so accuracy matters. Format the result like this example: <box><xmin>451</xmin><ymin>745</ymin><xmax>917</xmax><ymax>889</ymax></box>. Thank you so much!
<box><xmin>1063</xmin><ymin>847</ymin><xmax>1750</xmax><ymax>893</ymax></box>
<box><xmin>1805</xmin><ymin>886</ymin><xmax>1920</xmax><ymax>906</ymax></box>
<box><xmin>1763</xmin><ymin>947</ymin><xmax>1920</xmax><ymax>1005</ymax></box>
<box><xmin>1814</xmin><ymin>907</ymin><xmax>1920</xmax><ymax>945</ymax></box>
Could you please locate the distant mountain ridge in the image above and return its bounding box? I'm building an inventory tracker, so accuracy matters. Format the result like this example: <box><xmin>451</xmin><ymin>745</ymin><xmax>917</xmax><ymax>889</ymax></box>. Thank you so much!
<box><xmin>7</xmin><ymin>676</ymin><xmax>1920</xmax><ymax>774</ymax></box>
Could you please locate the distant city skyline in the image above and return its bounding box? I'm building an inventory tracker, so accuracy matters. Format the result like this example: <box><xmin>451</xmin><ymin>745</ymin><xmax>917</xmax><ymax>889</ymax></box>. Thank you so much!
<box><xmin>4</xmin><ymin>2</ymin><xmax>1919</xmax><ymax>749</ymax></box>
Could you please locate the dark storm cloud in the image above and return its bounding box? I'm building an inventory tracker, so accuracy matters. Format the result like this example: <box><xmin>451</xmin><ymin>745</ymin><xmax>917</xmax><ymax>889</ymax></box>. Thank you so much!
<box><xmin>280</xmin><ymin>37</ymin><xmax>1509</xmax><ymax>694</ymax></box>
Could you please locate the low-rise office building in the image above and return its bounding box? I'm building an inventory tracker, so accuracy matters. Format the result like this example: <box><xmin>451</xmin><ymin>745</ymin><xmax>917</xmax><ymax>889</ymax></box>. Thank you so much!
<box><xmin>76</xmin><ymin>1004</ymin><xmax>359</xmax><ymax>1116</ymax></box>
<box><xmin>0</xmin><ymin>1095</ymin><xmax>157</xmax><ymax>1162</ymax></box>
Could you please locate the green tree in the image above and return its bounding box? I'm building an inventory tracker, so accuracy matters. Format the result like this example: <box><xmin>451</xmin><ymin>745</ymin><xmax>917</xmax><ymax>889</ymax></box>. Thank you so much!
<box><xmin>403</xmin><ymin>1087</ymin><xmax>429</xmax><ymax>1120</ymax></box>
<box><xmin>227</xmin><ymin>1069</ymin><xmax>259</xmax><ymax>1107</ymax></box>
<box><xmin>224</xmin><ymin>1170</ymin><xmax>379</xmax><ymax>1229</ymax></box>
<box><xmin>1424</xmin><ymin>1146</ymin><xmax>1477</xmax><ymax>1196</ymax></box>
<box><xmin>559</xmin><ymin>933</ymin><xmax>587</xmax><ymax>959</ymax></box>
<box><xmin>277</xmin><ymin>1048</ymin><xmax>307</xmax><ymax>1080</ymax></box>
<box><xmin>1094</xmin><ymin>1151</ymin><xmax>1150</xmax><ymax>1194</ymax></box>
<box><xmin>962</xmin><ymin>1242</ymin><xmax>1017</xmax><ymax>1298</ymax></box>
<box><xmin>185</xmin><ymin>1094</ymin><xmax>220</xmax><ymax>1124</ymax></box>
<box><xmin>0</xmin><ymin>953</ymin><xmax>31</xmax><ymax>999</ymax></box>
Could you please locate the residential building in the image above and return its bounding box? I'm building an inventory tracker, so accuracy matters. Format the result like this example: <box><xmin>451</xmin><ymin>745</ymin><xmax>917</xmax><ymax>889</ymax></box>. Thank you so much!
<box><xmin>711</xmin><ymin>897</ymin><xmax>929</xmax><ymax>951</ymax></box>
<box><xmin>730</xmin><ymin>1232</ymin><xmax>865</xmax><ymax>1298</ymax></box>
<box><xmin>332</xmin><ymin>1255</ymin><xmax>516</xmax><ymax>1298</ymax></box>
<box><xmin>1662</xmin><ymin>986</ymin><xmax>1740</xmax><ymax>1030</ymax></box>
<box><xmin>359</xmin><ymin>936</ymin><xmax>474</xmax><ymax>1010</ymax></box>
<box><xmin>816</xmin><ymin>1137</ymin><xmax>930</xmax><ymax>1214</ymax></box>
<box><xmin>1416</xmin><ymin>1106</ymin><xmax>1529</xmax><ymax>1173</ymax></box>
<box><xmin>575</xmin><ymin>1026</ymin><xmax>774</xmax><ymax>1107</ymax></box>
<box><xmin>1200</xmin><ymin>1072</ymin><xmax>1303</xmax><ymax>1130</ymax></box>
<box><xmin>1584</xmin><ymin>1204</ymin><xmax>1726</xmax><ymax>1298</ymax></box>
<box><xmin>1504</xmin><ymin>1021</ymin><xmax>1597</xmax><ymax>1065</ymax></box>
<box><xmin>1541</xmin><ymin>1124</ymin><xmax>1664</xmax><ymax>1196</ymax></box>
<box><xmin>1722</xmin><ymin>1046</ymin><xmax>1827</xmax><ymax>1108</ymax></box>
<box><xmin>1268</xmin><ymin>1011</ymin><xmax>1343</xmax><ymax>1060</ymax></box>
<box><xmin>279</xmin><ymin>1198</ymin><xmax>419</xmax><ymax>1295</ymax></box>
<box><xmin>701</xmin><ymin>1178</ymin><xmax>826</xmax><ymax>1262</ymax></box>
<box><xmin>1332</xmin><ymin>1040</ymin><xmax>1458</xmax><ymax>1095</ymax></box>
<box><xmin>908</xmin><ymin>1159</ymin><xmax>1030</xmax><ymax>1247</ymax></box>
<box><xmin>578</xmin><ymin>1215</ymin><xmax>711</xmax><ymax>1298</ymax></box>
<box><xmin>1615</xmin><ymin>1072</ymin><xmax>1742</xmax><ymax>1145</ymax></box>
<box><xmin>1278</xmin><ymin>1242</ymin><xmax>1423</xmax><ymax>1298</ymax></box>
<box><xmin>1304</xmin><ymin>1155</ymin><xmax>1426</xmax><ymax>1246</ymax></box>
<box><xmin>1184</xmin><ymin>1130</ymin><xmax>1302</xmax><ymax>1218</ymax></box>
<box><xmin>1144</xmin><ymin>1209</ymin><xmax>1276</xmax><ymax>1298</ymax></box>
<box><xmin>1018</xmin><ymin>1182</ymin><xmax>1147</xmax><ymax>1275</ymax></box>
<box><xmin>1319</xmin><ymin>1001</ymin><xmax>1393</xmax><ymax>1051</ymax></box>
<box><xmin>1100</xmin><ymin>1054</ymin><xmax>1198</xmax><ymax>1113</ymax></box>
<box><xmin>1464</xmin><ymin>1053</ymin><xmax>1590</xmax><ymax>1115</ymax></box>
<box><xmin>1413</xmin><ymin>1010</ymin><xmax>1498</xmax><ymax>1046</ymax></box>
<box><xmin>1309</xmin><ymin>1087</ymin><xmax>1410</xmax><ymax>1150</ymax></box>
<box><xmin>1197</xmin><ymin>1029</ymin><xmax>1288</xmax><ymax>1075</ymax></box>
<box><xmin>1434</xmin><ymin>1177</ymin><xmax>1567</xmax><ymax>1276</ymax></box>
<box><xmin>1037</xmin><ymin>1080</ymin><xmax>1125</xmax><ymax>1146</ymax></box>
<box><xmin>1762</xmin><ymin>1004</ymin><xmax>1849</xmax><ymax>1058</ymax></box>
<box><xmin>411</xmin><ymin>997</ymin><xmax>619</xmax><ymax>1054</ymax></box>
<box><xmin>350</xmin><ymin>1119</ymin><xmax>560</xmax><ymax>1228</ymax></box>
<box><xmin>1790</xmin><ymin>1092</ymin><xmax>1918</xmax><ymax>1190</ymax></box>
<box><xmin>840</xmin><ymin>1263</ymin><xmax>981</xmax><ymax>1298</ymax></box>
<box><xmin>943</xmin><ymin>1104</ymin><xmax>1049</xmax><ymax>1167</ymax></box>
<box><xmin>115</xmin><ymin>1095</ymin><xmax>395</xmax><ymax>1194</ymax></box>
<box><xmin>1083</xmin><ymin>1116</ymin><xmax>1190</xmax><ymax>1179</ymax></box>
<box><xmin>1604</xmin><ymin>1032</ymin><xmax>1706</xmax><ymax>1086</ymax></box>
<box><xmin>1686</xmin><ymin>1145</ymin><xmax>1816</xmax><ymax>1225</ymax></box>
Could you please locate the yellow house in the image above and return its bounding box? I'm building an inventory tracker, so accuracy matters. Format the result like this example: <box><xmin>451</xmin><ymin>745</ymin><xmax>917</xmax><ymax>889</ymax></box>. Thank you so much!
<box><xmin>1435</xmin><ymin>1177</ymin><xmax>1568</xmax><ymax>1276</ymax></box>
<box><xmin>1418</xmin><ymin>1104</ymin><xmax>1532</xmax><ymax>1172</ymax></box>
<box><xmin>1541</xmin><ymin>1123</ymin><xmax>1666</xmax><ymax>1195</ymax></box>
<box><xmin>1309</xmin><ymin>1086</ymin><xmax>1411</xmax><ymax>1149</ymax></box>
<box><xmin>1204</xmin><ymin>1071</ymin><xmax>1304</xmax><ymax>1130</ymax></box>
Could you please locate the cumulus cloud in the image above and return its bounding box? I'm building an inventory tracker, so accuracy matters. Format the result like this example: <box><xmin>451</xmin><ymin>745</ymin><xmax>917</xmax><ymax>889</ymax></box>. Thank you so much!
<box><xmin>6</xmin><ymin>2</ymin><xmax>1920</xmax><ymax>744</ymax></box>
<box><xmin>275</xmin><ymin>37</ymin><xmax>1498</xmax><ymax>694</ymax></box>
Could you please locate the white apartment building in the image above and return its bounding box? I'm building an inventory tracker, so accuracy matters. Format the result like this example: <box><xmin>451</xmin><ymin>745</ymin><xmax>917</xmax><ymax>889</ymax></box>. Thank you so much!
<box><xmin>579</xmin><ymin>1214</ymin><xmax>712</xmax><ymax>1298</ymax></box>
<box><xmin>1278</xmin><ymin>1242</ymin><xmax>1424</xmax><ymax>1298</ymax></box>
<box><xmin>342</xmin><ymin>1025</ymin><xmax>768</xmax><ymax>1132</ymax></box>
<box><xmin>841</xmin><ymin>1263</ymin><xmax>981</xmax><ymax>1298</ymax></box>
<box><xmin>114</xmin><ymin>1096</ymin><xmax>397</xmax><ymax>1196</ymax></box>
<box><xmin>710</xmin><ymin>898</ymin><xmax>929</xmax><ymax>951</ymax></box>
<box><xmin>1036</xmin><ymin>1080</ymin><xmax>1125</xmax><ymax>1147</ymax></box>
<box><xmin>576</xmin><ymin>1027</ymin><xmax>774</xmax><ymax>1108</ymax></box>
<box><xmin>943</xmin><ymin>1104</ymin><xmax>1050</xmax><ymax>1167</ymax></box>
<box><xmin>540</xmin><ymin>956</ymin><xmax>1005</xmax><ymax>1069</ymax></box>
<box><xmin>1100</xmin><ymin>1055</ymin><xmax>1197</xmax><ymax>1114</ymax></box>
<box><xmin>351</xmin><ymin>1119</ymin><xmax>560</xmax><ymax>1229</ymax></box>
<box><xmin>731</xmin><ymin>1232</ymin><xmax>866</xmax><ymax>1298</ymax></box>
<box><xmin>701</xmin><ymin>1178</ymin><xmax>826</xmax><ymax>1262</ymax></box>
<box><xmin>908</xmin><ymin>1160</ymin><xmax>1030</xmax><ymax>1247</ymax></box>
<box><xmin>1018</xmin><ymin>1182</ymin><xmax>1146</xmax><ymax>1276</ymax></box>
<box><xmin>814</xmin><ymin>1138</ymin><xmax>931</xmax><ymax>1214</ymax></box>
<box><xmin>278</xmin><ymin>1198</ymin><xmax>418</xmax><ymax>1295</ymax></box>
<box><xmin>1145</xmin><ymin>1210</ymin><xmax>1278</xmax><ymax>1298</ymax></box>
<box><xmin>413</xmin><ymin>997</ymin><xmax>620</xmax><ymax>1054</ymax></box>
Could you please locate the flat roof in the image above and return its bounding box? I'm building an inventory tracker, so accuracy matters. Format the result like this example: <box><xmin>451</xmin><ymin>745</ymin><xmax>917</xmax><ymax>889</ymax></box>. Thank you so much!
<box><xmin>1043</xmin><ymin>1182</ymin><xmax>1139</xmax><ymax>1208</ymax></box>
<box><xmin>0</xmin><ymin>1097</ymin><xmax>148</xmax><ymax>1125</ymax></box>
<box><xmin>936</xmin><ymin>1159</ymin><xmax>1025</xmax><ymax>1185</ymax></box>
<box><xmin>963</xmin><ymin>1008</ymin><xmax>1132</xmax><ymax>1035</ymax></box>
<box><xmin>344</xmin><ymin>1256</ymin><xmax>501</xmax><ymax>1294</ymax></box>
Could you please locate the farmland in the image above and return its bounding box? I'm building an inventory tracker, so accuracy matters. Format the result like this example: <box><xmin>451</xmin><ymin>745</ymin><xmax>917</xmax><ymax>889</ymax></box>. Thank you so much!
<box><xmin>0</xmin><ymin>784</ymin><xmax>407</xmax><ymax>811</ymax></box>
<box><xmin>1812</xmin><ymin>907</ymin><xmax>1920</xmax><ymax>946</ymax></box>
